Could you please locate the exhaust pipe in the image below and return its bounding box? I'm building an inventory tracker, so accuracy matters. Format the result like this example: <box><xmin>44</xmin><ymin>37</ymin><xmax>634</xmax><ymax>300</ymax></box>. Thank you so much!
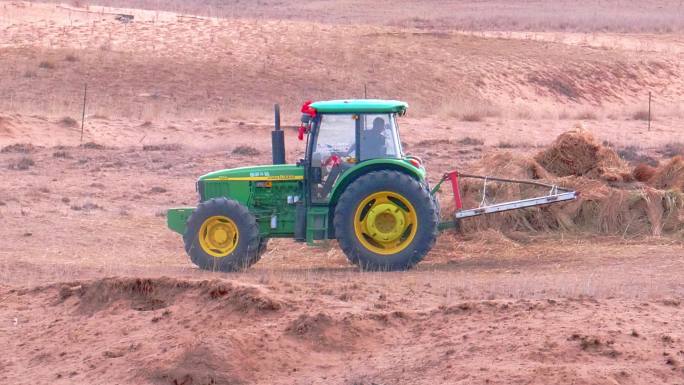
<box><xmin>272</xmin><ymin>104</ymin><xmax>286</xmax><ymax>165</ymax></box>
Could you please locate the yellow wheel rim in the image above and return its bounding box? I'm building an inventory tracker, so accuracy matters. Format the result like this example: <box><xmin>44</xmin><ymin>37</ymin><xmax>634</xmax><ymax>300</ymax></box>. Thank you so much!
<box><xmin>353</xmin><ymin>191</ymin><xmax>418</xmax><ymax>255</ymax></box>
<box><xmin>198</xmin><ymin>216</ymin><xmax>239</xmax><ymax>257</ymax></box>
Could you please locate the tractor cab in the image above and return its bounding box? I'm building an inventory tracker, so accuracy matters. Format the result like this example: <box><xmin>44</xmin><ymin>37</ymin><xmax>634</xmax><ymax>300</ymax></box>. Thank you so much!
<box><xmin>296</xmin><ymin>100</ymin><xmax>419</xmax><ymax>203</ymax></box>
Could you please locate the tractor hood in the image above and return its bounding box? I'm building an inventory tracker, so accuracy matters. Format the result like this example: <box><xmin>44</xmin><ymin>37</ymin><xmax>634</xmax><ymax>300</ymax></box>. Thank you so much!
<box><xmin>199</xmin><ymin>164</ymin><xmax>304</xmax><ymax>182</ymax></box>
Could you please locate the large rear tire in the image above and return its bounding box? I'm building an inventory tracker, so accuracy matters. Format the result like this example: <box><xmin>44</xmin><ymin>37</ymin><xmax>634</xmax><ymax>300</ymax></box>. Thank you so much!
<box><xmin>334</xmin><ymin>170</ymin><xmax>438</xmax><ymax>271</ymax></box>
<box><xmin>183</xmin><ymin>198</ymin><xmax>261</xmax><ymax>272</ymax></box>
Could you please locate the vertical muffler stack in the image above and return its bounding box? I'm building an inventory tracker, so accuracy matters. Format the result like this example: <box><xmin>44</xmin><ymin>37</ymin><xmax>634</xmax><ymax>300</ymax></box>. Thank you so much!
<box><xmin>272</xmin><ymin>104</ymin><xmax>286</xmax><ymax>165</ymax></box>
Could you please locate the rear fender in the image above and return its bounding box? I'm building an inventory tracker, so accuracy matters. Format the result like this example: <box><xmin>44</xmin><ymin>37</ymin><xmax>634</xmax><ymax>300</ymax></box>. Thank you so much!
<box><xmin>329</xmin><ymin>159</ymin><xmax>425</xmax><ymax>205</ymax></box>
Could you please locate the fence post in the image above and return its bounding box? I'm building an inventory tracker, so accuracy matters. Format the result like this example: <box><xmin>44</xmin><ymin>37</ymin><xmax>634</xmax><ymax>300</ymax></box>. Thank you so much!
<box><xmin>648</xmin><ymin>91</ymin><xmax>651</xmax><ymax>131</ymax></box>
<box><xmin>80</xmin><ymin>83</ymin><xmax>88</xmax><ymax>144</ymax></box>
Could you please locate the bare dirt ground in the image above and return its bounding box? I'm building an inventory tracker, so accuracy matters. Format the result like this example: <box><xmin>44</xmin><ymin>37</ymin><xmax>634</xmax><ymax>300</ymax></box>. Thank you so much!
<box><xmin>1</xmin><ymin>1</ymin><xmax>684</xmax><ymax>384</ymax></box>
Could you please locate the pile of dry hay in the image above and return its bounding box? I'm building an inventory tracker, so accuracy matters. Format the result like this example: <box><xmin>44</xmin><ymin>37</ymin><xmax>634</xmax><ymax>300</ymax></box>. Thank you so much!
<box><xmin>445</xmin><ymin>130</ymin><xmax>684</xmax><ymax>237</ymax></box>
<box><xmin>534</xmin><ymin>129</ymin><xmax>632</xmax><ymax>182</ymax></box>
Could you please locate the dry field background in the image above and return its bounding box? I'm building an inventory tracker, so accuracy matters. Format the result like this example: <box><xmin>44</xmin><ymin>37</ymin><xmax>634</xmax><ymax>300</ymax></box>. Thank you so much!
<box><xmin>1</xmin><ymin>1</ymin><xmax>684</xmax><ymax>384</ymax></box>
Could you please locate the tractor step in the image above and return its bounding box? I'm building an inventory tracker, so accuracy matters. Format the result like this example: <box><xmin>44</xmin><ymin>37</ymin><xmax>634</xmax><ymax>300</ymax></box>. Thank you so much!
<box><xmin>306</xmin><ymin>206</ymin><xmax>330</xmax><ymax>245</ymax></box>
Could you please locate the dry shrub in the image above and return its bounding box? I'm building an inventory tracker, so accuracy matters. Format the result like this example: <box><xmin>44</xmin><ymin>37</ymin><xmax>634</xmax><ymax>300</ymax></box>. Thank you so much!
<box><xmin>632</xmin><ymin>109</ymin><xmax>651</xmax><ymax>121</ymax></box>
<box><xmin>38</xmin><ymin>60</ymin><xmax>55</xmax><ymax>69</ymax></box>
<box><xmin>457</xmin><ymin>137</ymin><xmax>484</xmax><ymax>146</ymax></box>
<box><xmin>534</xmin><ymin>129</ymin><xmax>629</xmax><ymax>182</ymax></box>
<box><xmin>70</xmin><ymin>202</ymin><xmax>104</xmax><ymax>211</ymax></box>
<box><xmin>618</xmin><ymin>145</ymin><xmax>658</xmax><ymax>166</ymax></box>
<box><xmin>232</xmin><ymin>145</ymin><xmax>260</xmax><ymax>156</ymax></box>
<box><xmin>142</xmin><ymin>143</ymin><xmax>182</xmax><ymax>151</ymax></box>
<box><xmin>53</xmin><ymin>150</ymin><xmax>72</xmax><ymax>159</ymax></box>
<box><xmin>416</xmin><ymin>138</ymin><xmax>451</xmax><ymax>147</ymax></box>
<box><xmin>574</xmin><ymin>110</ymin><xmax>598</xmax><ymax>120</ymax></box>
<box><xmin>80</xmin><ymin>142</ymin><xmax>105</xmax><ymax>150</ymax></box>
<box><xmin>1</xmin><ymin>143</ymin><xmax>35</xmax><ymax>153</ymax></box>
<box><xmin>497</xmin><ymin>141</ymin><xmax>520</xmax><ymax>149</ymax></box>
<box><xmin>64</xmin><ymin>54</ymin><xmax>79</xmax><ymax>62</ymax></box>
<box><xmin>59</xmin><ymin>117</ymin><xmax>78</xmax><ymax>127</ymax></box>
<box><xmin>649</xmin><ymin>157</ymin><xmax>684</xmax><ymax>191</ymax></box>
<box><xmin>8</xmin><ymin>157</ymin><xmax>35</xmax><ymax>170</ymax></box>
<box><xmin>659</xmin><ymin>142</ymin><xmax>684</xmax><ymax>158</ymax></box>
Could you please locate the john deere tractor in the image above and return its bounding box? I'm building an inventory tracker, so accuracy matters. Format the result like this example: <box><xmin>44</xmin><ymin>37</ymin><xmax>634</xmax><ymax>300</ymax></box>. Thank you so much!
<box><xmin>167</xmin><ymin>99</ymin><xmax>439</xmax><ymax>271</ymax></box>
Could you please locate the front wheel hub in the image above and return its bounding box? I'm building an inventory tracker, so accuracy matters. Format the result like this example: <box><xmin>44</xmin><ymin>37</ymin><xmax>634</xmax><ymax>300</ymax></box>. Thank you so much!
<box><xmin>198</xmin><ymin>215</ymin><xmax>239</xmax><ymax>257</ymax></box>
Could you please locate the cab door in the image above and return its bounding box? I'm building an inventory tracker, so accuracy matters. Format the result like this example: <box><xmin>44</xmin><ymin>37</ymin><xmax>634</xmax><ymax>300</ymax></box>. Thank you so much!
<box><xmin>308</xmin><ymin>113</ymin><xmax>359</xmax><ymax>203</ymax></box>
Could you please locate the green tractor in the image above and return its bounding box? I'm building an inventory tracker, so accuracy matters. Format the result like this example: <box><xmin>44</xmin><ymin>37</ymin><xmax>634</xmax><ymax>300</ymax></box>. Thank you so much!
<box><xmin>167</xmin><ymin>99</ymin><xmax>576</xmax><ymax>272</ymax></box>
<box><xmin>167</xmin><ymin>99</ymin><xmax>439</xmax><ymax>271</ymax></box>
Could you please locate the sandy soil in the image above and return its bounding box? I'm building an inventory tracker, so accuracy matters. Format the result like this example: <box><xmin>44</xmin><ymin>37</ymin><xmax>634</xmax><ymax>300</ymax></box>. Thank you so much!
<box><xmin>1</xmin><ymin>2</ymin><xmax>684</xmax><ymax>384</ymax></box>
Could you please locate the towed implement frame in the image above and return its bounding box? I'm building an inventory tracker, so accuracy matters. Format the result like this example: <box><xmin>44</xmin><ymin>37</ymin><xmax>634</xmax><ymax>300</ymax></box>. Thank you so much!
<box><xmin>433</xmin><ymin>170</ymin><xmax>578</xmax><ymax>230</ymax></box>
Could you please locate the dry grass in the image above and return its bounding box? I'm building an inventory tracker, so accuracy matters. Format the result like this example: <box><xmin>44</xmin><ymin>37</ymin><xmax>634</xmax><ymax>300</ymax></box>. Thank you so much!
<box><xmin>439</xmin><ymin>99</ymin><xmax>501</xmax><ymax>122</ymax></box>
<box><xmin>232</xmin><ymin>145</ymin><xmax>260</xmax><ymax>156</ymax></box>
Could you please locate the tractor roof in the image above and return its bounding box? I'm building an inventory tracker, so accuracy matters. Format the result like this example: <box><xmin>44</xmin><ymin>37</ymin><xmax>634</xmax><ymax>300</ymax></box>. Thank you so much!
<box><xmin>310</xmin><ymin>99</ymin><xmax>408</xmax><ymax>114</ymax></box>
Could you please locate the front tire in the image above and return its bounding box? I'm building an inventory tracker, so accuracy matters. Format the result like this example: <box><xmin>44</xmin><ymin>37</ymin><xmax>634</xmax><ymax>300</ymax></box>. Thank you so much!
<box><xmin>334</xmin><ymin>170</ymin><xmax>438</xmax><ymax>271</ymax></box>
<box><xmin>183</xmin><ymin>198</ymin><xmax>261</xmax><ymax>272</ymax></box>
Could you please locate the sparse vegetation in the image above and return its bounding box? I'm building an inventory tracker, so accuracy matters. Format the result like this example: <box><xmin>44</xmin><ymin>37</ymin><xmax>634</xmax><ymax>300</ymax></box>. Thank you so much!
<box><xmin>64</xmin><ymin>54</ymin><xmax>79</xmax><ymax>62</ymax></box>
<box><xmin>232</xmin><ymin>145</ymin><xmax>260</xmax><ymax>156</ymax></box>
